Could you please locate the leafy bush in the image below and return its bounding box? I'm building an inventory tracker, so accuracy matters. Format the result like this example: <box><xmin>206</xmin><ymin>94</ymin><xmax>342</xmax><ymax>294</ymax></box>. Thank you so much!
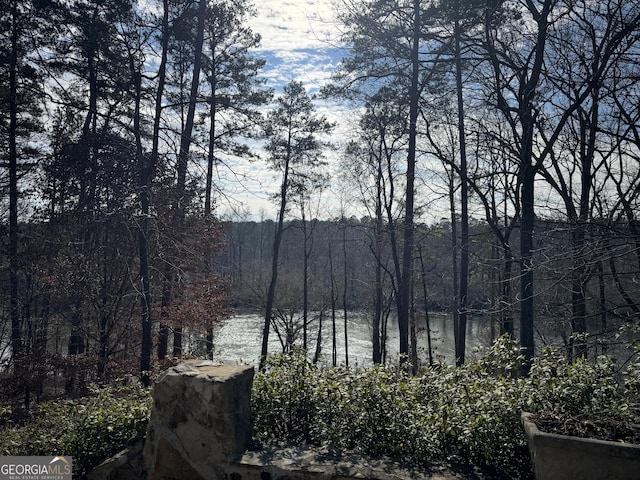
<box><xmin>526</xmin><ymin>349</ymin><xmax>620</xmax><ymax>415</ymax></box>
<box><xmin>252</xmin><ymin>335</ymin><xmax>640</xmax><ymax>479</ymax></box>
<box><xmin>0</xmin><ymin>385</ymin><xmax>152</xmax><ymax>478</ymax></box>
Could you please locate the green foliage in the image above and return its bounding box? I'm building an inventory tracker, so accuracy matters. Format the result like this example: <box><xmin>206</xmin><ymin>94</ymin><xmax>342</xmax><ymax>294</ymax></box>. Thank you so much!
<box><xmin>527</xmin><ymin>349</ymin><xmax>619</xmax><ymax>415</ymax></box>
<box><xmin>252</xmin><ymin>335</ymin><xmax>640</xmax><ymax>479</ymax></box>
<box><xmin>0</xmin><ymin>385</ymin><xmax>152</xmax><ymax>478</ymax></box>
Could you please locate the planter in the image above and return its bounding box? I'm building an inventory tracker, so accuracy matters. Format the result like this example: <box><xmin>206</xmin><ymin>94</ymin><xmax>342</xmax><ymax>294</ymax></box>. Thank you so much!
<box><xmin>521</xmin><ymin>412</ymin><xmax>640</xmax><ymax>480</ymax></box>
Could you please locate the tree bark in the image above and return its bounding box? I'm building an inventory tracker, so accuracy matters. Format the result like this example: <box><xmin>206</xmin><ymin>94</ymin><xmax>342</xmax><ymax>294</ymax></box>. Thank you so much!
<box><xmin>9</xmin><ymin>0</ymin><xmax>21</xmax><ymax>375</ymax></box>
<box><xmin>302</xmin><ymin>204</ymin><xmax>309</xmax><ymax>351</ymax></box>
<box><xmin>260</xmin><ymin>152</ymin><xmax>290</xmax><ymax>370</ymax></box>
<box><xmin>398</xmin><ymin>0</ymin><xmax>420</xmax><ymax>360</ymax></box>
<box><xmin>205</xmin><ymin>41</ymin><xmax>218</xmax><ymax>357</ymax></box>
<box><xmin>173</xmin><ymin>0</ymin><xmax>207</xmax><ymax>356</ymax></box>
<box><xmin>419</xmin><ymin>247</ymin><xmax>433</xmax><ymax>366</ymax></box>
<box><xmin>139</xmin><ymin>0</ymin><xmax>169</xmax><ymax>385</ymax></box>
<box><xmin>372</xmin><ymin>160</ymin><xmax>384</xmax><ymax>364</ymax></box>
<box><xmin>342</xmin><ymin>216</ymin><xmax>349</xmax><ymax>367</ymax></box>
<box><xmin>454</xmin><ymin>1</ymin><xmax>469</xmax><ymax>366</ymax></box>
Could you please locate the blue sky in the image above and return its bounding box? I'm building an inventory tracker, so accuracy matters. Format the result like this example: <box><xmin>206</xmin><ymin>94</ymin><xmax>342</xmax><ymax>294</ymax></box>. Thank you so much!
<box><xmin>247</xmin><ymin>0</ymin><xmax>343</xmax><ymax>91</ymax></box>
<box><xmin>216</xmin><ymin>0</ymin><xmax>355</xmax><ymax>220</ymax></box>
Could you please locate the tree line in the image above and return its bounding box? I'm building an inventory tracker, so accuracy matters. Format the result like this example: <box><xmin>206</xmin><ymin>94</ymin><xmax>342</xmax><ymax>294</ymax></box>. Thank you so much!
<box><xmin>2</xmin><ymin>0</ymin><xmax>640</xmax><ymax>407</ymax></box>
<box><xmin>220</xmin><ymin>217</ymin><xmax>640</xmax><ymax>368</ymax></box>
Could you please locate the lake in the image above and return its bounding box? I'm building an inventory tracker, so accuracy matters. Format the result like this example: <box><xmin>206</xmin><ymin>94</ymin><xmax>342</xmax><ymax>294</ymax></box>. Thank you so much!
<box><xmin>209</xmin><ymin>311</ymin><xmax>495</xmax><ymax>367</ymax></box>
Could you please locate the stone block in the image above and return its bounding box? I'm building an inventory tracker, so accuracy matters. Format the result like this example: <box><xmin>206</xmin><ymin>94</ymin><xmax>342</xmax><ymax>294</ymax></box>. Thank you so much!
<box><xmin>144</xmin><ymin>361</ymin><xmax>254</xmax><ymax>480</ymax></box>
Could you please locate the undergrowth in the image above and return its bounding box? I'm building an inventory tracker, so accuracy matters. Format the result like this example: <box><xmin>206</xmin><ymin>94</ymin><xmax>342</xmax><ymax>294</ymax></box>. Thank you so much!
<box><xmin>2</xmin><ymin>335</ymin><xmax>638</xmax><ymax>480</ymax></box>
<box><xmin>252</xmin><ymin>335</ymin><xmax>640</xmax><ymax>479</ymax></box>
<box><xmin>0</xmin><ymin>384</ymin><xmax>152</xmax><ymax>479</ymax></box>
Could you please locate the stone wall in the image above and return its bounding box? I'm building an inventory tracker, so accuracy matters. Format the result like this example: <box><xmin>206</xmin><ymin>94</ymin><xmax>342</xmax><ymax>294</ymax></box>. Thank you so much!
<box><xmin>89</xmin><ymin>361</ymin><xmax>480</xmax><ymax>480</ymax></box>
<box><xmin>143</xmin><ymin>361</ymin><xmax>254</xmax><ymax>480</ymax></box>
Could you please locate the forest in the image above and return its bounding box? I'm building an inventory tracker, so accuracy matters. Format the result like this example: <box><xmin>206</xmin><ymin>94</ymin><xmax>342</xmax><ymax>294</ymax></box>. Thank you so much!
<box><xmin>2</xmin><ymin>0</ymin><xmax>640</xmax><ymax>411</ymax></box>
<box><xmin>221</xmin><ymin>217</ymin><xmax>640</xmax><ymax>366</ymax></box>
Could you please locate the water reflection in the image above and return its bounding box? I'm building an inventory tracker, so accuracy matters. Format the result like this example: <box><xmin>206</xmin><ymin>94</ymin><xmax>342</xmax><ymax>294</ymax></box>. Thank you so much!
<box><xmin>210</xmin><ymin>312</ymin><xmax>494</xmax><ymax>367</ymax></box>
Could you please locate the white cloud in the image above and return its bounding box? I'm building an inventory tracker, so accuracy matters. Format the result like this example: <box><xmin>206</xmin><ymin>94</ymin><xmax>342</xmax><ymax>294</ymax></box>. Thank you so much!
<box><xmin>211</xmin><ymin>0</ymin><xmax>355</xmax><ymax>220</ymax></box>
<box><xmin>215</xmin><ymin>2</ymin><xmax>458</xmax><ymax>224</ymax></box>
<box><xmin>249</xmin><ymin>0</ymin><xmax>340</xmax><ymax>53</ymax></box>
<box><xmin>247</xmin><ymin>0</ymin><xmax>344</xmax><ymax>92</ymax></box>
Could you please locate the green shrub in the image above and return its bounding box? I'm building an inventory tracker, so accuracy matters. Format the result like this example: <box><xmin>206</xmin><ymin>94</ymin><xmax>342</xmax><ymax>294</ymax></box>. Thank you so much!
<box><xmin>252</xmin><ymin>335</ymin><xmax>640</xmax><ymax>479</ymax></box>
<box><xmin>0</xmin><ymin>384</ymin><xmax>152</xmax><ymax>478</ymax></box>
<box><xmin>526</xmin><ymin>348</ymin><xmax>620</xmax><ymax>415</ymax></box>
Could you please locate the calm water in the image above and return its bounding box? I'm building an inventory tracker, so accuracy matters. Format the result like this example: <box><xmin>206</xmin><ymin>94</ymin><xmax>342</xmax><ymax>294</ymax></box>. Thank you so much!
<box><xmin>209</xmin><ymin>312</ymin><xmax>494</xmax><ymax>367</ymax></box>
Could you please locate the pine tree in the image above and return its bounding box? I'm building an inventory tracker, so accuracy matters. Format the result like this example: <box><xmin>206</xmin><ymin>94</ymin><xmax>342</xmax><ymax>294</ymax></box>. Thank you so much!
<box><xmin>260</xmin><ymin>81</ymin><xmax>334</xmax><ymax>369</ymax></box>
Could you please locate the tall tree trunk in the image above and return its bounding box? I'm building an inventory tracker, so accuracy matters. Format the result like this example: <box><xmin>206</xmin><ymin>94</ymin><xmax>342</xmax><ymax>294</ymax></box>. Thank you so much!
<box><xmin>342</xmin><ymin>217</ymin><xmax>349</xmax><ymax>367</ymax></box>
<box><xmin>518</xmin><ymin>1</ymin><xmax>552</xmax><ymax>368</ymax></box>
<box><xmin>449</xmin><ymin>170</ymin><xmax>459</xmax><ymax>357</ymax></box>
<box><xmin>260</xmin><ymin>154</ymin><xmax>290</xmax><ymax>370</ymax></box>
<box><xmin>313</xmin><ymin>310</ymin><xmax>323</xmax><ymax>364</ymax></box>
<box><xmin>410</xmin><ymin>288</ymin><xmax>417</xmax><ymax>373</ymax></box>
<box><xmin>329</xmin><ymin>236</ymin><xmax>338</xmax><ymax>366</ymax></box>
<box><xmin>132</xmin><ymin>36</ymin><xmax>150</xmax><ymax>385</ymax></box>
<box><xmin>520</xmin><ymin>142</ymin><xmax>536</xmax><ymax>366</ymax></box>
<box><xmin>77</xmin><ymin>7</ymin><xmax>99</xmax><ymax>219</ymax></box>
<box><xmin>205</xmin><ymin>49</ymin><xmax>218</xmax><ymax>357</ymax></box>
<box><xmin>570</xmin><ymin>225</ymin><xmax>588</xmax><ymax>359</ymax></box>
<box><xmin>176</xmin><ymin>0</ymin><xmax>206</xmax><ymax>197</ymax></box>
<box><xmin>500</xmin><ymin>244</ymin><xmax>514</xmax><ymax>336</ymax></box>
<box><xmin>173</xmin><ymin>0</ymin><xmax>207</xmax><ymax>356</ymax></box>
<box><xmin>205</xmin><ymin>79</ymin><xmax>217</xmax><ymax>217</ymax></box>
<box><xmin>454</xmin><ymin>2</ymin><xmax>469</xmax><ymax>366</ymax></box>
<box><xmin>302</xmin><ymin>203</ymin><xmax>309</xmax><ymax>351</ymax></box>
<box><xmin>483</xmin><ymin>0</ymin><xmax>554</xmax><ymax>369</ymax></box>
<box><xmin>372</xmin><ymin>166</ymin><xmax>384</xmax><ymax>364</ymax></box>
<box><xmin>570</xmin><ymin>97</ymin><xmax>599</xmax><ymax>360</ymax></box>
<box><xmin>398</xmin><ymin>0</ymin><xmax>420</xmax><ymax>359</ymax></box>
<box><xmin>9</xmin><ymin>0</ymin><xmax>21</xmax><ymax>387</ymax></box>
<box><xmin>139</xmin><ymin>0</ymin><xmax>169</xmax><ymax>384</ymax></box>
<box><xmin>418</xmin><ymin>247</ymin><xmax>433</xmax><ymax>366</ymax></box>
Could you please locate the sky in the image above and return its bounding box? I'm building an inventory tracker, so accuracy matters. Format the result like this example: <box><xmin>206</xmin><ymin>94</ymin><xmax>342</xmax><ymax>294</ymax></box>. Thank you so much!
<box><xmin>248</xmin><ymin>0</ymin><xmax>344</xmax><ymax>92</ymax></box>
<box><xmin>214</xmin><ymin>0</ymin><xmax>355</xmax><ymax>221</ymax></box>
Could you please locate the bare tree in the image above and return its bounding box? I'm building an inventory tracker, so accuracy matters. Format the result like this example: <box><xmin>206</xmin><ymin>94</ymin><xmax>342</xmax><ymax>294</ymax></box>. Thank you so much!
<box><xmin>260</xmin><ymin>81</ymin><xmax>334</xmax><ymax>369</ymax></box>
<box><xmin>479</xmin><ymin>0</ymin><xmax>640</xmax><ymax>365</ymax></box>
